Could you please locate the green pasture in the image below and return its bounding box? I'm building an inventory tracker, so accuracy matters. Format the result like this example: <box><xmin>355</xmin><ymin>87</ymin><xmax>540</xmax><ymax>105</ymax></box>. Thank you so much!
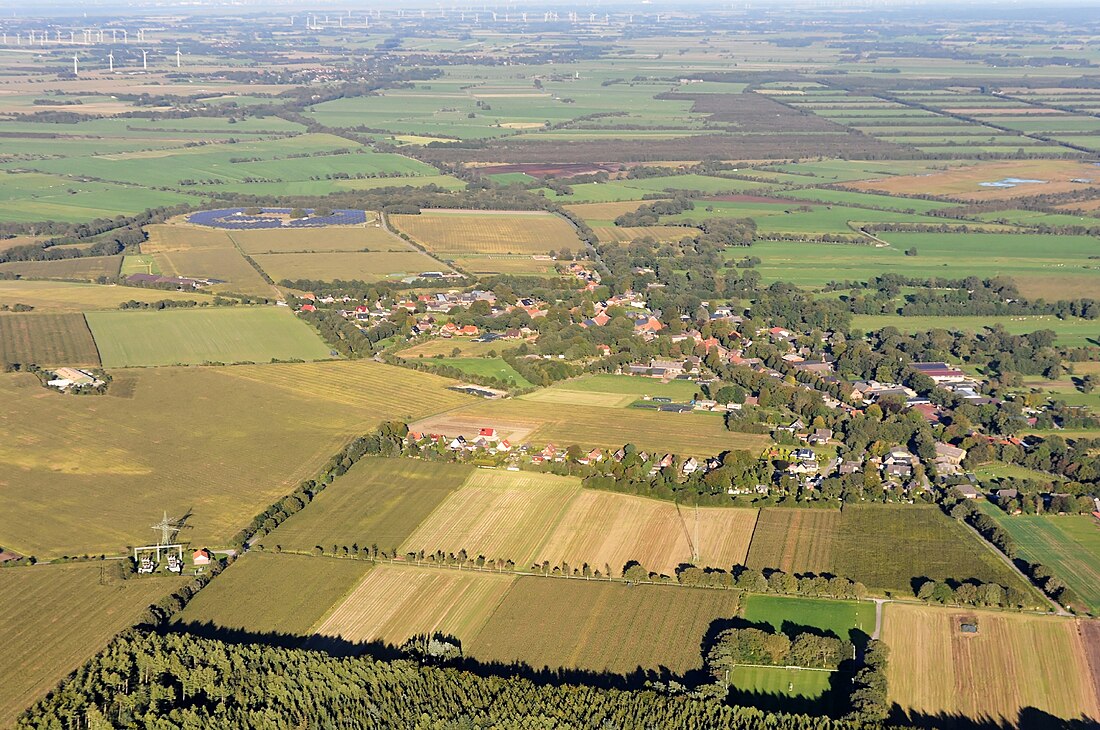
<box><xmin>0</xmin><ymin>172</ymin><xmax>198</xmax><ymax>223</ymax></box>
<box><xmin>976</xmin><ymin>504</ymin><xmax>1100</xmax><ymax>614</ymax></box>
<box><xmin>849</xmin><ymin>315</ymin><xmax>1099</xmax><ymax>347</ymax></box>
<box><xmin>421</xmin><ymin>356</ymin><xmax>534</xmax><ymax>388</ymax></box>
<box><xmin>85</xmin><ymin>307</ymin><xmax>334</xmax><ymax>367</ymax></box>
<box><xmin>740</xmin><ymin>232</ymin><xmax>1100</xmax><ymax>300</ymax></box>
<box><xmin>743</xmin><ymin>594</ymin><xmax>875</xmax><ymax>642</ymax></box>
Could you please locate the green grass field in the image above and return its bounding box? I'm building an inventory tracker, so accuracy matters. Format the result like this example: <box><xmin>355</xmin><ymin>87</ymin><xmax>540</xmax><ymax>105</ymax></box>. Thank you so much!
<box><xmin>176</xmin><ymin>552</ymin><xmax>371</xmax><ymax>636</ymax></box>
<box><xmin>851</xmin><ymin>314</ymin><xmax>1099</xmax><ymax>348</ymax></box>
<box><xmin>85</xmin><ymin>307</ymin><xmax>333</xmax><ymax>366</ymax></box>
<box><xmin>0</xmin><ymin>563</ymin><xmax>183</xmax><ymax>726</ymax></box>
<box><xmin>261</xmin><ymin>459</ymin><xmax>474</xmax><ymax>554</ymax></box>
<box><xmin>742</xmin><ymin>594</ymin><xmax>875</xmax><ymax>643</ymax></box>
<box><xmin>0</xmin><ymin>313</ymin><xmax>100</xmax><ymax>366</ymax></box>
<box><xmin>976</xmin><ymin>504</ymin><xmax>1100</xmax><ymax>614</ymax></box>
<box><xmin>420</xmin><ymin>357</ymin><xmax>534</xmax><ymax>388</ymax></box>
<box><xmin>743</xmin><ymin>232</ymin><xmax>1100</xmax><ymax>300</ymax></box>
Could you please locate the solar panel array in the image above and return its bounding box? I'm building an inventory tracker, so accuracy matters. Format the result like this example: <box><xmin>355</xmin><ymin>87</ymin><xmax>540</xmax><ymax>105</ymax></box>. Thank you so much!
<box><xmin>188</xmin><ymin>208</ymin><xmax>367</xmax><ymax>229</ymax></box>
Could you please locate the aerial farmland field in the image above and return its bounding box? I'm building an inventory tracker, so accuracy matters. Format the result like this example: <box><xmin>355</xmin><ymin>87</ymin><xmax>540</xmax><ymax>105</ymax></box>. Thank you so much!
<box><xmin>0</xmin><ymin>280</ymin><xmax>215</xmax><ymax>312</ymax></box>
<box><xmin>468</xmin><ymin>577</ymin><xmax>742</xmax><ymax>674</ymax></box>
<box><xmin>883</xmin><ymin>604</ymin><xmax>1100</xmax><ymax>726</ymax></box>
<box><xmin>0</xmin><ymin>563</ymin><xmax>183</xmax><ymax>727</ymax></box>
<box><xmin>85</xmin><ymin>307</ymin><xmax>333</xmax><ymax>366</ymax></box>
<box><xmin>744</xmin><ymin>505</ymin><xmax>1040</xmax><ymax>600</ymax></box>
<box><xmin>0</xmin><ymin>361</ymin><xmax>468</xmax><ymax>557</ymax></box>
<box><xmin>142</xmin><ymin>224</ymin><xmax>272</xmax><ymax>296</ymax></box>
<box><xmin>312</xmin><ymin>564</ymin><xmax>515</xmax><ymax>647</ymax></box>
<box><xmin>261</xmin><ymin>459</ymin><xmax>474</xmax><ymax>554</ymax></box>
<box><xmin>391</xmin><ymin>210</ymin><xmax>583</xmax><ymax>255</ymax></box>
<box><xmin>745</xmin><ymin>509</ymin><xmax>841</xmax><ymax>575</ymax></box>
<box><xmin>0</xmin><ymin>312</ymin><xmax>100</xmax><ymax>366</ymax></box>
<box><xmin>413</xmin><ymin>398</ymin><xmax>768</xmax><ymax>456</ymax></box>
<box><xmin>400</xmin><ymin>470</ymin><xmax>582</xmax><ymax>566</ymax></box>
<box><xmin>0</xmin><ymin>254</ymin><xmax>123</xmax><ymax>282</ymax></box>
<box><xmin>227</xmin><ymin>222</ymin><xmax>407</xmax><ymax>254</ymax></box>
<box><xmin>975</xmin><ymin>505</ymin><xmax>1100</xmax><ymax>615</ymax></box>
<box><xmin>532</xmin><ymin>491</ymin><xmax>758</xmax><ymax>575</ymax></box>
<box><xmin>176</xmin><ymin>552</ymin><xmax>371</xmax><ymax>637</ymax></box>
<box><xmin>252</xmin><ymin>251</ymin><xmax>446</xmax><ymax>283</ymax></box>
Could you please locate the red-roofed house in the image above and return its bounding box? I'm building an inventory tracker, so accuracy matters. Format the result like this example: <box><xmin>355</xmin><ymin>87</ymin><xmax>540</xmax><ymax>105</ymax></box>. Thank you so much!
<box><xmin>192</xmin><ymin>549</ymin><xmax>213</xmax><ymax>566</ymax></box>
<box><xmin>300</xmin><ymin>304</ymin><xmax>316</xmax><ymax>313</ymax></box>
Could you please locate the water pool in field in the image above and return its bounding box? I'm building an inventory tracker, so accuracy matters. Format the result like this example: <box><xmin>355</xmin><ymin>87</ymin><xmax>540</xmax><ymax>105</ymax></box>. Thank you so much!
<box><xmin>979</xmin><ymin>178</ymin><xmax>1047</xmax><ymax>188</ymax></box>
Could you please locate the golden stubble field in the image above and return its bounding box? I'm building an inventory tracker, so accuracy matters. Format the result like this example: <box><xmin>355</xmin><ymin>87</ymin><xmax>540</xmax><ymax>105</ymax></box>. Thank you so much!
<box><xmin>143</xmin><ymin>224</ymin><xmax>272</xmax><ymax>296</ymax></box>
<box><xmin>311</xmin><ymin>564</ymin><xmax>515</xmax><ymax>646</ymax></box>
<box><xmin>883</xmin><ymin>603</ymin><xmax>1100</xmax><ymax>725</ymax></box>
<box><xmin>0</xmin><ymin>563</ymin><xmax>183</xmax><ymax>726</ymax></box>
<box><xmin>391</xmin><ymin>210</ymin><xmax>582</xmax><ymax>255</ymax></box>
<box><xmin>0</xmin><ymin>361</ymin><xmax>470</xmax><ymax>557</ymax></box>
<box><xmin>400</xmin><ymin>469</ymin><xmax>758</xmax><ymax>575</ymax></box>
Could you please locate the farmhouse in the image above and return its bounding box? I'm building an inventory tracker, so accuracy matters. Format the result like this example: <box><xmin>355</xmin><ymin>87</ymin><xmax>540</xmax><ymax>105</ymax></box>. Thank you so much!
<box><xmin>47</xmin><ymin>368</ymin><xmax>103</xmax><ymax>391</ymax></box>
<box><xmin>912</xmin><ymin>361</ymin><xmax>967</xmax><ymax>383</ymax></box>
<box><xmin>192</xmin><ymin>548</ymin><xmax>213</xmax><ymax>566</ymax></box>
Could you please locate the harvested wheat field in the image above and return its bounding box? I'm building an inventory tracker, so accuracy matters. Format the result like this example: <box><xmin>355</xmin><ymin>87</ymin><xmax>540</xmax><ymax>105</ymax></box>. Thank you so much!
<box><xmin>745</xmin><ymin>508</ymin><xmax>841</xmax><ymax>574</ymax></box>
<box><xmin>468</xmin><ymin>578</ymin><xmax>742</xmax><ymax>675</ymax></box>
<box><xmin>312</xmin><ymin>564</ymin><xmax>515</xmax><ymax>646</ymax></box>
<box><xmin>391</xmin><ymin>210</ymin><xmax>582</xmax><ymax>255</ymax></box>
<box><xmin>883</xmin><ymin>603</ymin><xmax>1100</xmax><ymax>726</ymax></box>
<box><xmin>400</xmin><ymin>470</ymin><xmax>582</xmax><ymax>565</ymax></box>
<box><xmin>532</xmin><ymin>491</ymin><xmax>758</xmax><ymax>575</ymax></box>
<box><xmin>143</xmin><ymin>224</ymin><xmax>271</xmax><ymax>296</ymax></box>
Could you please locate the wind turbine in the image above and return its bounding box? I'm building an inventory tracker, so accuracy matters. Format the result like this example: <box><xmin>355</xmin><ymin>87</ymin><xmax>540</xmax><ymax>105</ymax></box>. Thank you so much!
<box><xmin>108</xmin><ymin>49</ymin><xmax>113</xmax><ymax>72</ymax></box>
<box><xmin>175</xmin><ymin>46</ymin><xmax>181</xmax><ymax>68</ymax></box>
<box><xmin>73</xmin><ymin>53</ymin><xmax>79</xmax><ymax>75</ymax></box>
<box><xmin>141</xmin><ymin>49</ymin><xmax>147</xmax><ymax>70</ymax></box>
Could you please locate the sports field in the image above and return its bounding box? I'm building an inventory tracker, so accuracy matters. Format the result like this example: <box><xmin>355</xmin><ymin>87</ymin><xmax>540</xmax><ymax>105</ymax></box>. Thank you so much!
<box><xmin>0</xmin><ymin>563</ymin><xmax>183</xmax><ymax>727</ymax></box>
<box><xmin>883</xmin><ymin>604</ymin><xmax>1100</xmax><ymax>725</ymax></box>
<box><xmin>261</xmin><ymin>459</ymin><xmax>474</xmax><ymax>553</ymax></box>
<box><xmin>412</xmin><ymin>398</ymin><xmax>769</xmax><ymax>456</ymax></box>
<box><xmin>85</xmin><ymin>307</ymin><xmax>332</xmax><ymax>366</ymax></box>
<box><xmin>976</xmin><ymin>505</ymin><xmax>1100</xmax><ymax>615</ymax></box>
<box><xmin>312</xmin><ymin>564</ymin><xmax>515</xmax><ymax>647</ymax></box>
<box><xmin>391</xmin><ymin>211</ymin><xmax>582</xmax><ymax>255</ymax></box>
<box><xmin>742</xmin><ymin>594</ymin><xmax>875</xmax><ymax>642</ymax></box>
<box><xmin>0</xmin><ymin>361</ymin><xmax>468</xmax><ymax>557</ymax></box>
<box><xmin>0</xmin><ymin>313</ymin><xmax>100</xmax><ymax>366</ymax></box>
<box><xmin>468</xmin><ymin>577</ymin><xmax>742</xmax><ymax>674</ymax></box>
<box><xmin>176</xmin><ymin>552</ymin><xmax>371</xmax><ymax>636</ymax></box>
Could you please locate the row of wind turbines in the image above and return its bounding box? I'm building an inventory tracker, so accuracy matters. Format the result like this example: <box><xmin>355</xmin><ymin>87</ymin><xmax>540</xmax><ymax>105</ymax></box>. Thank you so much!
<box><xmin>72</xmin><ymin>47</ymin><xmax>182</xmax><ymax>74</ymax></box>
<box><xmin>3</xmin><ymin>28</ymin><xmax>148</xmax><ymax>45</ymax></box>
